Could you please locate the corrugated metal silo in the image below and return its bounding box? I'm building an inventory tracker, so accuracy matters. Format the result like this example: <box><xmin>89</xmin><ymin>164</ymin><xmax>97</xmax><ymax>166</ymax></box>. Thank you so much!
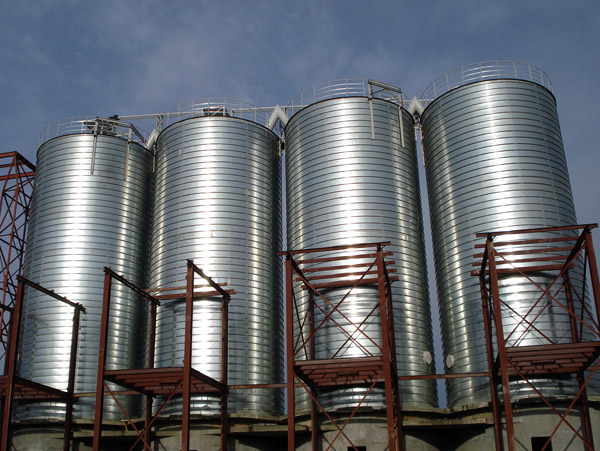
<box><xmin>420</xmin><ymin>62</ymin><xmax>590</xmax><ymax>407</ymax></box>
<box><xmin>150</xmin><ymin>100</ymin><xmax>283</xmax><ymax>415</ymax></box>
<box><xmin>285</xmin><ymin>80</ymin><xmax>437</xmax><ymax>409</ymax></box>
<box><xmin>18</xmin><ymin>118</ymin><xmax>154</xmax><ymax>419</ymax></box>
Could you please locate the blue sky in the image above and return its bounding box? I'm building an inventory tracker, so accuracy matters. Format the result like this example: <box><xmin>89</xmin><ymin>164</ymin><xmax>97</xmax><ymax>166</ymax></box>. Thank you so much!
<box><xmin>2</xmin><ymin>0</ymin><xmax>599</xmax><ymax>404</ymax></box>
<box><xmin>1</xmin><ymin>1</ymin><xmax>598</xmax><ymax>220</ymax></box>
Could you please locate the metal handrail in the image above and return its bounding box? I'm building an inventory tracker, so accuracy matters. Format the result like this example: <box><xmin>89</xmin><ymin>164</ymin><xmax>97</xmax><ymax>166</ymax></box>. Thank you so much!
<box><xmin>163</xmin><ymin>98</ymin><xmax>270</xmax><ymax>128</ymax></box>
<box><xmin>288</xmin><ymin>79</ymin><xmax>404</xmax><ymax>116</ymax></box>
<box><xmin>421</xmin><ymin>61</ymin><xmax>553</xmax><ymax>101</ymax></box>
<box><xmin>40</xmin><ymin>116</ymin><xmax>148</xmax><ymax>145</ymax></box>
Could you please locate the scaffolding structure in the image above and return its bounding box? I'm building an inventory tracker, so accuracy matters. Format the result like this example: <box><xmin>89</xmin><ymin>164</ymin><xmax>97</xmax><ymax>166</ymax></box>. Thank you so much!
<box><xmin>92</xmin><ymin>260</ymin><xmax>232</xmax><ymax>451</ymax></box>
<box><xmin>473</xmin><ymin>224</ymin><xmax>600</xmax><ymax>451</ymax></box>
<box><xmin>281</xmin><ymin>242</ymin><xmax>403</xmax><ymax>451</ymax></box>
<box><xmin>0</xmin><ymin>152</ymin><xmax>35</xmax><ymax>365</ymax></box>
<box><xmin>0</xmin><ymin>276</ymin><xmax>85</xmax><ymax>451</ymax></box>
<box><xmin>0</xmin><ymin>152</ymin><xmax>86</xmax><ymax>450</ymax></box>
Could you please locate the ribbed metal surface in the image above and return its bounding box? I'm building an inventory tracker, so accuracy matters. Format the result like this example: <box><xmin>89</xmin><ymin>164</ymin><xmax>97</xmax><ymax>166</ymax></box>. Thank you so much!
<box><xmin>285</xmin><ymin>96</ymin><xmax>437</xmax><ymax>409</ymax></box>
<box><xmin>151</xmin><ymin>115</ymin><xmax>283</xmax><ymax>415</ymax></box>
<box><xmin>421</xmin><ymin>78</ymin><xmax>587</xmax><ymax>407</ymax></box>
<box><xmin>18</xmin><ymin>133</ymin><xmax>154</xmax><ymax>419</ymax></box>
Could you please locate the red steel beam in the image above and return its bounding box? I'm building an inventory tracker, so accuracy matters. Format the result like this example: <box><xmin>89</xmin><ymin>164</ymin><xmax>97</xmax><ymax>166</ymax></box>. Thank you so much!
<box><xmin>93</xmin><ymin>264</ymin><xmax>229</xmax><ymax>449</ymax></box>
<box><xmin>285</xmin><ymin>257</ymin><xmax>295</xmax><ymax>451</ymax></box>
<box><xmin>92</xmin><ymin>271</ymin><xmax>113</xmax><ymax>451</ymax></box>
<box><xmin>298</xmin><ymin>267</ymin><xmax>397</xmax><ymax>282</ymax></box>
<box><xmin>473</xmin><ymin>245</ymin><xmax>575</xmax><ymax>259</ymax></box>
<box><xmin>324</xmin><ymin>377</ymin><xmax>380</xmax><ymax>451</ymax></box>
<box><xmin>480</xmin><ymin>276</ymin><xmax>504</xmax><ymax>451</ymax></box>
<box><xmin>474</xmin><ymin>225</ymin><xmax>600</xmax><ymax>451</ymax></box>
<box><xmin>300</xmin><ymin>261</ymin><xmax>396</xmax><ymax>273</ymax></box>
<box><xmin>0</xmin><ymin>277</ymin><xmax>24</xmax><ymax>450</ymax></box>
<box><xmin>470</xmin><ymin>254</ymin><xmax>572</xmax><ymax>267</ymax></box>
<box><xmin>295</xmin><ymin>375</ymin><xmax>359</xmax><ymax>450</ymax></box>
<box><xmin>0</xmin><ymin>153</ymin><xmax>34</xmax><ymax>368</ymax></box>
<box><xmin>1</xmin><ymin>276</ymin><xmax>83</xmax><ymax>450</ymax></box>
<box><xmin>285</xmin><ymin>243</ymin><xmax>405</xmax><ymax>450</ymax></box>
<box><xmin>128</xmin><ymin>380</ymin><xmax>184</xmax><ymax>451</ymax></box>
<box><xmin>7</xmin><ymin>377</ymin><xmax>68</xmax><ymax>399</ymax></box>
<box><xmin>220</xmin><ymin>275</ymin><xmax>229</xmax><ymax>451</ymax></box>
<box><xmin>63</xmin><ymin>305</ymin><xmax>81</xmax><ymax>451</ymax></box>
<box><xmin>0</xmin><ymin>153</ymin><xmax>35</xmax><ymax>171</ymax></box>
<box><xmin>181</xmin><ymin>261</ymin><xmax>194</xmax><ymax>451</ymax></box>
<box><xmin>584</xmin><ymin>229</ymin><xmax>600</xmax><ymax>326</ymax></box>
<box><xmin>145</xmin><ymin>300</ymin><xmax>157</xmax><ymax>447</ymax></box>
<box><xmin>475</xmin><ymin>224</ymin><xmax>597</xmax><ymax>238</ymax></box>
<box><xmin>297</xmin><ymin>251</ymin><xmax>393</xmax><ymax>265</ymax></box>
<box><xmin>278</xmin><ymin>241</ymin><xmax>391</xmax><ymax>256</ymax></box>
<box><xmin>487</xmin><ymin>239</ymin><xmax>516</xmax><ymax>451</ymax></box>
<box><xmin>301</xmin><ymin>275</ymin><xmax>399</xmax><ymax>290</ymax></box>
<box><xmin>308</xmin><ymin>291</ymin><xmax>317</xmax><ymax>451</ymax></box>
<box><xmin>299</xmin><ymin>261</ymin><xmax>383</xmax><ymax>358</ymax></box>
<box><xmin>153</xmin><ymin>288</ymin><xmax>235</xmax><ymax>301</ymax></box>
<box><xmin>378</xmin><ymin>246</ymin><xmax>402</xmax><ymax>451</ymax></box>
<box><xmin>474</xmin><ymin>235</ymin><xmax>578</xmax><ymax>249</ymax></box>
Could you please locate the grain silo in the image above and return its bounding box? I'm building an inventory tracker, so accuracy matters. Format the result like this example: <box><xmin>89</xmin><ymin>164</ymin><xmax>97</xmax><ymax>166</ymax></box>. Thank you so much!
<box><xmin>150</xmin><ymin>100</ymin><xmax>283</xmax><ymax>416</ymax></box>
<box><xmin>7</xmin><ymin>69</ymin><xmax>597</xmax><ymax>451</ymax></box>
<box><xmin>285</xmin><ymin>80</ymin><xmax>437</xmax><ymax>409</ymax></box>
<box><xmin>420</xmin><ymin>62</ymin><xmax>593</xmax><ymax>408</ymax></box>
<box><xmin>17</xmin><ymin>117</ymin><xmax>154</xmax><ymax>419</ymax></box>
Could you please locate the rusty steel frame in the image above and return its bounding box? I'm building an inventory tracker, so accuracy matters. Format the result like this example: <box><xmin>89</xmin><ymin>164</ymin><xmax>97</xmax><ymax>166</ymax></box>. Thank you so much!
<box><xmin>0</xmin><ymin>276</ymin><xmax>85</xmax><ymax>451</ymax></box>
<box><xmin>473</xmin><ymin>224</ymin><xmax>600</xmax><ymax>451</ymax></box>
<box><xmin>0</xmin><ymin>152</ymin><xmax>35</xmax><ymax>367</ymax></box>
<box><xmin>92</xmin><ymin>260</ymin><xmax>231</xmax><ymax>451</ymax></box>
<box><xmin>280</xmin><ymin>242</ymin><xmax>403</xmax><ymax>451</ymax></box>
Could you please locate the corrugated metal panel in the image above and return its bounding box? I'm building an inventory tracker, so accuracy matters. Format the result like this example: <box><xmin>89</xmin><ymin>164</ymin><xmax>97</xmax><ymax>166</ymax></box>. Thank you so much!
<box><xmin>421</xmin><ymin>78</ymin><xmax>589</xmax><ymax>407</ymax></box>
<box><xmin>18</xmin><ymin>133</ymin><xmax>154</xmax><ymax>419</ymax></box>
<box><xmin>151</xmin><ymin>115</ymin><xmax>283</xmax><ymax>415</ymax></box>
<box><xmin>285</xmin><ymin>96</ymin><xmax>437</xmax><ymax>409</ymax></box>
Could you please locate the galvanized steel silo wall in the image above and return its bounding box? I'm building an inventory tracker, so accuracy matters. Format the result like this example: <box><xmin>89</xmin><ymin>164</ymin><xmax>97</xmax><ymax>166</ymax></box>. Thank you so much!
<box><xmin>151</xmin><ymin>108</ymin><xmax>283</xmax><ymax>416</ymax></box>
<box><xmin>18</xmin><ymin>126</ymin><xmax>154</xmax><ymax>419</ymax></box>
<box><xmin>420</xmin><ymin>65</ymin><xmax>589</xmax><ymax>407</ymax></box>
<box><xmin>285</xmin><ymin>91</ymin><xmax>437</xmax><ymax>409</ymax></box>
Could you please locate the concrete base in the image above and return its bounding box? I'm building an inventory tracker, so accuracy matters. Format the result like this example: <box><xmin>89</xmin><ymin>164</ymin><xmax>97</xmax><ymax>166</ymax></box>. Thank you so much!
<box><xmin>8</xmin><ymin>400</ymin><xmax>600</xmax><ymax>450</ymax></box>
<box><xmin>452</xmin><ymin>399</ymin><xmax>600</xmax><ymax>451</ymax></box>
<box><xmin>11</xmin><ymin>424</ymin><xmax>65</xmax><ymax>451</ymax></box>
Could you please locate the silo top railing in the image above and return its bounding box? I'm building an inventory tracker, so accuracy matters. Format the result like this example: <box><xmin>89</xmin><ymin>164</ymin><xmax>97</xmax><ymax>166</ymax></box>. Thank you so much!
<box><xmin>421</xmin><ymin>61</ymin><xmax>553</xmax><ymax>101</ymax></box>
<box><xmin>163</xmin><ymin>98</ymin><xmax>271</xmax><ymax>128</ymax></box>
<box><xmin>288</xmin><ymin>79</ymin><xmax>405</xmax><ymax>116</ymax></box>
<box><xmin>40</xmin><ymin>116</ymin><xmax>147</xmax><ymax>146</ymax></box>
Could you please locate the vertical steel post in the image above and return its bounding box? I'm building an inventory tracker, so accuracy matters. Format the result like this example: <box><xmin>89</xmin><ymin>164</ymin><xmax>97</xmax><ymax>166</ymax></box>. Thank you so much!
<box><xmin>583</xmin><ymin>229</ymin><xmax>600</xmax><ymax>324</ymax></box>
<box><xmin>145</xmin><ymin>300</ymin><xmax>158</xmax><ymax>447</ymax></box>
<box><xmin>480</xmin><ymin>275</ymin><xmax>503</xmax><ymax>451</ymax></box>
<box><xmin>2</xmin><ymin>156</ymin><xmax>20</xmax><ymax>310</ymax></box>
<box><xmin>182</xmin><ymin>261</ymin><xmax>194</xmax><ymax>451</ymax></box>
<box><xmin>376</xmin><ymin>246</ymin><xmax>402</xmax><ymax>451</ymax></box>
<box><xmin>308</xmin><ymin>290</ymin><xmax>317</xmax><ymax>451</ymax></box>
<box><xmin>583</xmin><ymin>227</ymin><xmax>600</xmax><ymax>448</ymax></box>
<box><xmin>285</xmin><ymin>256</ymin><xmax>296</xmax><ymax>451</ymax></box>
<box><xmin>93</xmin><ymin>271</ymin><xmax>113</xmax><ymax>451</ymax></box>
<box><xmin>564</xmin><ymin>272</ymin><xmax>594</xmax><ymax>451</ymax></box>
<box><xmin>0</xmin><ymin>154</ymin><xmax>18</xmax><ymax>310</ymax></box>
<box><xmin>1</xmin><ymin>277</ymin><xmax>24</xmax><ymax>450</ymax></box>
<box><xmin>63</xmin><ymin>306</ymin><xmax>81</xmax><ymax>451</ymax></box>
<box><xmin>220</xmin><ymin>290</ymin><xmax>229</xmax><ymax>451</ymax></box>
<box><xmin>0</xmin><ymin>154</ymin><xmax>15</xmax><ymax>310</ymax></box>
<box><xmin>384</xmin><ymin>252</ymin><xmax>402</xmax><ymax>451</ymax></box>
<box><xmin>487</xmin><ymin>240</ymin><xmax>516</xmax><ymax>451</ymax></box>
<box><xmin>0</xmin><ymin>153</ymin><xmax>34</xmax><ymax>368</ymax></box>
